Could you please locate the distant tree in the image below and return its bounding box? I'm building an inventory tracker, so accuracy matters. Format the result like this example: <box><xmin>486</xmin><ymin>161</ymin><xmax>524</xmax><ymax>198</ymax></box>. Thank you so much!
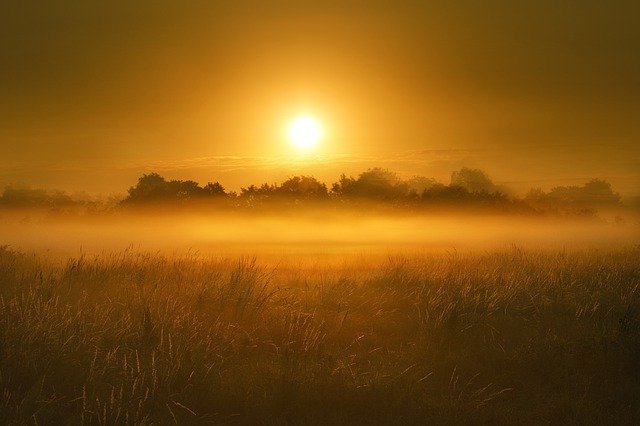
<box><xmin>239</xmin><ymin>177</ymin><xmax>328</xmax><ymax>204</ymax></box>
<box><xmin>331</xmin><ymin>174</ymin><xmax>357</xmax><ymax>196</ymax></box>
<box><xmin>124</xmin><ymin>173</ymin><xmax>229</xmax><ymax>203</ymax></box>
<box><xmin>276</xmin><ymin>176</ymin><xmax>328</xmax><ymax>199</ymax></box>
<box><xmin>203</xmin><ymin>182</ymin><xmax>227</xmax><ymax>197</ymax></box>
<box><xmin>332</xmin><ymin>168</ymin><xmax>409</xmax><ymax>200</ymax></box>
<box><xmin>0</xmin><ymin>187</ymin><xmax>74</xmax><ymax>207</ymax></box>
<box><xmin>259</xmin><ymin>183</ymin><xmax>277</xmax><ymax>195</ymax></box>
<box><xmin>531</xmin><ymin>178</ymin><xmax>622</xmax><ymax>209</ymax></box>
<box><xmin>240</xmin><ymin>183</ymin><xmax>277</xmax><ymax>201</ymax></box>
<box><xmin>450</xmin><ymin>168</ymin><xmax>497</xmax><ymax>193</ymax></box>
<box><xmin>126</xmin><ymin>173</ymin><xmax>170</xmax><ymax>202</ymax></box>
<box><xmin>167</xmin><ymin>180</ymin><xmax>203</xmax><ymax>200</ymax></box>
<box><xmin>545</xmin><ymin>185</ymin><xmax>581</xmax><ymax>205</ymax></box>
<box><xmin>580</xmin><ymin>179</ymin><xmax>621</xmax><ymax>206</ymax></box>
<box><xmin>524</xmin><ymin>188</ymin><xmax>546</xmax><ymax>205</ymax></box>
<box><xmin>1</xmin><ymin>187</ymin><xmax>48</xmax><ymax>206</ymax></box>
<box><xmin>406</xmin><ymin>176</ymin><xmax>439</xmax><ymax>196</ymax></box>
<box><xmin>420</xmin><ymin>180</ymin><xmax>511</xmax><ymax>208</ymax></box>
<box><xmin>422</xmin><ymin>183</ymin><xmax>469</xmax><ymax>201</ymax></box>
<box><xmin>240</xmin><ymin>184</ymin><xmax>258</xmax><ymax>197</ymax></box>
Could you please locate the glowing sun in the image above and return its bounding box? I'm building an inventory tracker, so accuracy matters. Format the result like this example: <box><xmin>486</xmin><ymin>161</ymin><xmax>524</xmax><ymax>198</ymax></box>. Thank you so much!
<box><xmin>288</xmin><ymin>115</ymin><xmax>322</xmax><ymax>151</ymax></box>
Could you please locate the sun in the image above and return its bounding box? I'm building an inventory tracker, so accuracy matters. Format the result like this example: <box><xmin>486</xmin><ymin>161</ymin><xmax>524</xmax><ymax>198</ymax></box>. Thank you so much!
<box><xmin>287</xmin><ymin>115</ymin><xmax>322</xmax><ymax>151</ymax></box>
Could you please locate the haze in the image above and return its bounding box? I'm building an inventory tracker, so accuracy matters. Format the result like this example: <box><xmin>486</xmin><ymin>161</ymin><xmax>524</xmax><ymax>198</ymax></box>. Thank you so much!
<box><xmin>0</xmin><ymin>210</ymin><xmax>635</xmax><ymax>262</ymax></box>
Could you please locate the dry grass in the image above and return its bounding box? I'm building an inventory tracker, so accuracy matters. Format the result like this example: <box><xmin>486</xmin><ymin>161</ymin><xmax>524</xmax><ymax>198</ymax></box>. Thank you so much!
<box><xmin>0</xmin><ymin>245</ymin><xmax>639</xmax><ymax>424</ymax></box>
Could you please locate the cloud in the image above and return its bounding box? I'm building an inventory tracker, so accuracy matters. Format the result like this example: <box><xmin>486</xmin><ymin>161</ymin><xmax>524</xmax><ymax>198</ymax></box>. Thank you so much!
<box><xmin>118</xmin><ymin>149</ymin><xmax>481</xmax><ymax>174</ymax></box>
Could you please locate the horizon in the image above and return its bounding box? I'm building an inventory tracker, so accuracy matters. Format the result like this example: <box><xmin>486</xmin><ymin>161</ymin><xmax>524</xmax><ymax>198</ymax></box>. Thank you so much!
<box><xmin>2</xmin><ymin>159</ymin><xmax>639</xmax><ymax>200</ymax></box>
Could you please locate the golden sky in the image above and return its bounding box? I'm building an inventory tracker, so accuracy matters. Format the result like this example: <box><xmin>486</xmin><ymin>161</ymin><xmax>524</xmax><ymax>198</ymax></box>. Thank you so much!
<box><xmin>1</xmin><ymin>1</ymin><xmax>638</xmax><ymax>195</ymax></box>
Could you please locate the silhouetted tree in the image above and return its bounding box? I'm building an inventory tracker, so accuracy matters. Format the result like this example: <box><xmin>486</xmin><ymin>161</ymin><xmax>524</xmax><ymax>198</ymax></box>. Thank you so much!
<box><xmin>239</xmin><ymin>176</ymin><xmax>327</xmax><ymax>204</ymax></box>
<box><xmin>276</xmin><ymin>176</ymin><xmax>328</xmax><ymax>199</ymax></box>
<box><xmin>239</xmin><ymin>183</ymin><xmax>277</xmax><ymax>203</ymax></box>
<box><xmin>420</xmin><ymin>181</ymin><xmax>511</xmax><ymax>208</ymax></box>
<box><xmin>0</xmin><ymin>187</ymin><xmax>74</xmax><ymax>207</ymax></box>
<box><xmin>240</xmin><ymin>184</ymin><xmax>258</xmax><ymax>197</ymax></box>
<box><xmin>450</xmin><ymin>168</ymin><xmax>497</xmax><ymax>193</ymax></box>
<box><xmin>331</xmin><ymin>168</ymin><xmax>409</xmax><ymax>200</ymax></box>
<box><xmin>580</xmin><ymin>179</ymin><xmax>621</xmax><ymax>206</ymax></box>
<box><xmin>331</xmin><ymin>174</ymin><xmax>357</xmax><ymax>196</ymax></box>
<box><xmin>527</xmin><ymin>179</ymin><xmax>621</xmax><ymax>209</ymax></box>
<box><xmin>524</xmin><ymin>188</ymin><xmax>546</xmax><ymax>204</ymax></box>
<box><xmin>126</xmin><ymin>173</ymin><xmax>170</xmax><ymax>201</ymax></box>
<box><xmin>168</xmin><ymin>180</ymin><xmax>203</xmax><ymax>200</ymax></box>
<box><xmin>203</xmin><ymin>182</ymin><xmax>227</xmax><ymax>197</ymax></box>
<box><xmin>422</xmin><ymin>184</ymin><xmax>469</xmax><ymax>201</ymax></box>
<box><xmin>406</xmin><ymin>176</ymin><xmax>439</xmax><ymax>195</ymax></box>
<box><xmin>124</xmin><ymin>173</ymin><xmax>229</xmax><ymax>203</ymax></box>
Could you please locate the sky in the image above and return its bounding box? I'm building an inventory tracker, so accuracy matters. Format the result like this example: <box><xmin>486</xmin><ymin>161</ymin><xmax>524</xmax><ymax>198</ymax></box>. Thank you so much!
<box><xmin>1</xmin><ymin>1</ymin><xmax>639</xmax><ymax>196</ymax></box>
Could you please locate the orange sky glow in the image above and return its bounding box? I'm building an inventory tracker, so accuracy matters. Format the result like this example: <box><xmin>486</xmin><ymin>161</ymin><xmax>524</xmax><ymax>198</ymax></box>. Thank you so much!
<box><xmin>1</xmin><ymin>1</ymin><xmax>638</xmax><ymax>196</ymax></box>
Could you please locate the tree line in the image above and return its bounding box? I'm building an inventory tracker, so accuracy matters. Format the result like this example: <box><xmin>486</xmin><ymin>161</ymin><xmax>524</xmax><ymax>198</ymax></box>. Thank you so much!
<box><xmin>119</xmin><ymin>167</ymin><xmax>621</xmax><ymax>214</ymax></box>
<box><xmin>0</xmin><ymin>167</ymin><xmax>623</xmax><ymax>215</ymax></box>
<box><xmin>124</xmin><ymin>168</ymin><xmax>507</xmax><ymax>203</ymax></box>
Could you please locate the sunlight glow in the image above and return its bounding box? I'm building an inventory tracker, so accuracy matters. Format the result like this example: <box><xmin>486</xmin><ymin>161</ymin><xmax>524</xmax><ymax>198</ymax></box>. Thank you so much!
<box><xmin>288</xmin><ymin>115</ymin><xmax>322</xmax><ymax>151</ymax></box>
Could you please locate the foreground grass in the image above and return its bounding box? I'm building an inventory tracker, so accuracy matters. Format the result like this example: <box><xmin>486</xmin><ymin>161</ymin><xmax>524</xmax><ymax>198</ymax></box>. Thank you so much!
<box><xmin>0</xmin><ymin>246</ymin><xmax>639</xmax><ymax>424</ymax></box>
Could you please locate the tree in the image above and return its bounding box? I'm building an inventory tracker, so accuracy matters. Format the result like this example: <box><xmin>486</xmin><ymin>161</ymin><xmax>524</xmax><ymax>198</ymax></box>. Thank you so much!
<box><xmin>524</xmin><ymin>188</ymin><xmax>546</xmax><ymax>204</ymax></box>
<box><xmin>276</xmin><ymin>176</ymin><xmax>328</xmax><ymax>199</ymax></box>
<box><xmin>331</xmin><ymin>174</ymin><xmax>356</xmax><ymax>196</ymax></box>
<box><xmin>0</xmin><ymin>187</ymin><xmax>74</xmax><ymax>207</ymax></box>
<box><xmin>406</xmin><ymin>176</ymin><xmax>439</xmax><ymax>196</ymax></box>
<box><xmin>332</xmin><ymin>168</ymin><xmax>409</xmax><ymax>200</ymax></box>
<box><xmin>581</xmin><ymin>179</ymin><xmax>621</xmax><ymax>206</ymax></box>
<box><xmin>422</xmin><ymin>183</ymin><xmax>469</xmax><ymax>201</ymax></box>
<box><xmin>538</xmin><ymin>179</ymin><xmax>622</xmax><ymax>208</ymax></box>
<box><xmin>168</xmin><ymin>180</ymin><xmax>203</xmax><ymax>200</ymax></box>
<box><xmin>126</xmin><ymin>173</ymin><xmax>169</xmax><ymax>201</ymax></box>
<box><xmin>450</xmin><ymin>168</ymin><xmax>497</xmax><ymax>193</ymax></box>
<box><xmin>203</xmin><ymin>182</ymin><xmax>226</xmax><ymax>197</ymax></box>
<box><xmin>124</xmin><ymin>173</ymin><xmax>228</xmax><ymax>203</ymax></box>
<box><xmin>239</xmin><ymin>183</ymin><xmax>277</xmax><ymax>201</ymax></box>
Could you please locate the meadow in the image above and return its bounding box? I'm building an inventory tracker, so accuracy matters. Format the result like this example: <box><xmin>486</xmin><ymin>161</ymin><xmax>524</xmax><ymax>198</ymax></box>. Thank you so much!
<box><xmin>1</xmin><ymin>241</ymin><xmax>639</xmax><ymax>424</ymax></box>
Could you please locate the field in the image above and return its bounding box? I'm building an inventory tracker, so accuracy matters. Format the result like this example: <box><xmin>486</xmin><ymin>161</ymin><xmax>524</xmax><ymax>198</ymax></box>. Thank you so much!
<box><xmin>1</xmin><ymin>241</ymin><xmax>639</xmax><ymax>424</ymax></box>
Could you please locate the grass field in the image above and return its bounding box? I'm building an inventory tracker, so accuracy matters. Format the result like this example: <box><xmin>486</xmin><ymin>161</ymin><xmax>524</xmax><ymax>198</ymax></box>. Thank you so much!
<box><xmin>1</xmin><ymin>244</ymin><xmax>639</xmax><ymax>424</ymax></box>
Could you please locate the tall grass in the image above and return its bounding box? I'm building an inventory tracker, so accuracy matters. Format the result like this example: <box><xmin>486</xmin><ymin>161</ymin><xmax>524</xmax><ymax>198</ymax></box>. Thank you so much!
<box><xmin>0</xmin><ymin>245</ymin><xmax>639</xmax><ymax>424</ymax></box>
